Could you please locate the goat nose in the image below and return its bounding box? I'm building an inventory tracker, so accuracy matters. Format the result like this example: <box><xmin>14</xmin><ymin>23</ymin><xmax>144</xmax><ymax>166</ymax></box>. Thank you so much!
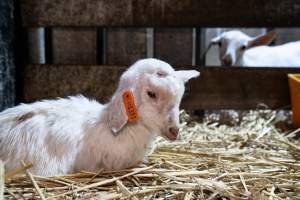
<box><xmin>222</xmin><ymin>55</ymin><xmax>232</xmax><ymax>66</ymax></box>
<box><xmin>165</xmin><ymin>127</ymin><xmax>180</xmax><ymax>141</ymax></box>
<box><xmin>169</xmin><ymin>127</ymin><xmax>179</xmax><ymax>136</ymax></box>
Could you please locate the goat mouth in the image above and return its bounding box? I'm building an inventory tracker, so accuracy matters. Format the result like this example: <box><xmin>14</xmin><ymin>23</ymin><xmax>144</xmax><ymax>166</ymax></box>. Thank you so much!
<box><xmin>163</xmin><ymin>131</ymin><xmax>178</xmax><ymax>141</ymax></box>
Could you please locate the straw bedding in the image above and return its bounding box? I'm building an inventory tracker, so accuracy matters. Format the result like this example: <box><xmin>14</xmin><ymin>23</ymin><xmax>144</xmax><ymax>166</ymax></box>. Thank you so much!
<box><xmin>3</xmin><ymin>110</ymin><xmax>300</xmax><ymax>199</ymax></box>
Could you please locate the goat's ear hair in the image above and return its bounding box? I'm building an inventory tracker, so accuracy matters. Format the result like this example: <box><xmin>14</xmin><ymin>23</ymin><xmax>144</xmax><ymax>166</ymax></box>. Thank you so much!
<box><xmin>210</xmin><ymin>36</ymin><xmax>221</xmax><ymax>45</ymax></box>
<box><xmin>107</xmin><ymin>94</ymin><xmax>128</xmax><ymax>134</ymax></box>
<box><xmin>107</xmin><ymin>71</ymin><xmax>137</xmax><ymax>135</ymax></box>
<box><xmin>200</xmin><ymin>36</ymin><xmax>221</xmax><ymax>61</ymax></box>
<box><xmin>174</xmin><ymin>70</ymin><xmax>200</xmax><ymax>83</ymax></box>
<box><xmin>247</xmin><ymin>31</ymin><xmax>276</xmax><ymax>49</ymax></box>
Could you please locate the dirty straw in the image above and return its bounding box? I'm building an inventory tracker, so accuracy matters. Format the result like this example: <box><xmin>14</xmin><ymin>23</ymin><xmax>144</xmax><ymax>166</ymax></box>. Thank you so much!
<box><xmin>3</xmin><ymin>110</ymin><xmax>300</xmax><ymax>199</ymax></box>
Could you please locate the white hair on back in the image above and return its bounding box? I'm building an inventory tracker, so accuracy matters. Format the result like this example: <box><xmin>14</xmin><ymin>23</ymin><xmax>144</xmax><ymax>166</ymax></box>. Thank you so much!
<box><xmin>0</xmin><ymin>58</ymin><xmax>200</xmax><ymax>175</ymax></box>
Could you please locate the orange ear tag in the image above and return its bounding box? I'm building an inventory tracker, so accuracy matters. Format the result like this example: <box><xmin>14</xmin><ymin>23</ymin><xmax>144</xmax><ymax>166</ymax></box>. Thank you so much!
<box><xmin>122</xmin><ymin>90</ymin><xmax>139</xmax><ymax>122</ymax></box>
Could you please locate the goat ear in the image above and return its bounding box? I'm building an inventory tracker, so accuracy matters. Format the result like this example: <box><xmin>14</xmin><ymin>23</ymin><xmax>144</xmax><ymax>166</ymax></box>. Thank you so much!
<box><xmin>174</xmin><ymin>70</ymin><xmax>200</xmax><ymax>83</ymax></box>
<box><xmin>247</xmin><ymin>31</ymin><xmax>276</xmax><ymax>49</ymax></box>
<box><xmin>107</xmin><ymin>94</ymin><xmax>128</xmax><ymax>134</ymax></box>
<box><xmin>210</xmin><ymin>36</ymin><xmax>221</xmax><ymax>45</ymax></box>
<box><xmin>107</xmin><ymin>72</ymin><xmax>138</xmax><ymax>135</ymax></box>
<box><xmin>200</xmin><ymin>36</ymin><xmax>221</xmax><ymax>61</ymax></box>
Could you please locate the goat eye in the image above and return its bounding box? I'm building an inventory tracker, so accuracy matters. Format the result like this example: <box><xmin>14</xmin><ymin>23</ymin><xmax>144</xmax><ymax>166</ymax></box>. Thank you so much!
<box><xmin>157</xmin><ymin>71</ymin><xmax>166</xmax><ymax>77</ymax></box>
<box><xmin>218</xmin><ymin>41</ymin><xmax>222</xmax><ymax>47</ymax></box>
<box><xmin>241</xmin><ymin>45</ymin><xmax>246</xmax><ymax>51</ymax></box>
<box><xmin>147</xmin><ymin>91</ymin><xmax>156</xmax><ymax>99</ymax></box>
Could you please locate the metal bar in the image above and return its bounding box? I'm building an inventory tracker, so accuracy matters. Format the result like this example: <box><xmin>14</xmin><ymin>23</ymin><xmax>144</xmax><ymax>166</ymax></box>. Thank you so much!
<box><xmin>97</xmin><ymin>27</ymin><xmax>107</xmax><ymax>64</ymax></box>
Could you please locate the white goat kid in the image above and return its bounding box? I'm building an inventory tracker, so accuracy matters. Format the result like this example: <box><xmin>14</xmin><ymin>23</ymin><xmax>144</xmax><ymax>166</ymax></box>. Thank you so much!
<box><xmin>209</xmin><ymin>30</ymin><xmax>300</xmax><ymax>67</ymax></box>
<box><xmin>0</xmin><ymin>58</ymin><xmax>199</xmax><ymax>176</ymax></box>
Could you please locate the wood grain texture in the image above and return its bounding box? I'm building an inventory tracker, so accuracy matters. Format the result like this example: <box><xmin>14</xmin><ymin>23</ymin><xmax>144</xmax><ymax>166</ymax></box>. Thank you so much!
<box><xmin>20</xmin><ymin>0</ymin><xmax>300</xmax><ymax>27</ymax></box>
<box><xmin>106</xmin><ymin>28</ymin><xmax>147</xmax><ymax>65</ymax></box>
<box><xmin>0</xmin><ymin>0</ymin><xmax>16</xmax><ymax>111</ymax></box>
<box><xmin>22</xmin><ymin>65</ymin><xmax>300</xmax><ymax>109</ymax></box>
<box><xmin>52</xmin><ymin>28</ymin><xmax>97</xmax><ymax>64</ymax></box>
<box><xmin>23</xmin><ymin>65</ymin><xmax>123</xmax><ymax>103</ymax></box>
<box><xmin>182</xmin><ymin>67</ymin><xmax>300</xmax><ymax>109</ymax></box>
<box><xmin>155</xmin><ymin>28</ymin><xmax>193</xmax><ymax>66</ymax></box>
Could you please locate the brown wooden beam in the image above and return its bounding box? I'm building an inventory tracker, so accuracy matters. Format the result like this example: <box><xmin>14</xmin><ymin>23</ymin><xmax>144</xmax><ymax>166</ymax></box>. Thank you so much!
<box><xmin>20</xmin><ymin>0</ymin><xmax>300</xmax><ymax>27</ymax></box>
<box><xmin>22</xmin><ymin>65</ymin><xmax>124</xmax><ymax>103</ymax></box>
<box><xmin>155</xmin><ymin>28</ymin><xmax>193</xmax><ymax>65</ymax></box>
<box><xmin>0</xmin><ymin>0</ymin><xmax>17</xmax><ymax>110</ymax></box>
<box><xmin>182</xmin><ymin>67</ymin><xmax>300</xmax><ymax>109</ymax></box>
<box><xmin>51</xmin><ymin>28</ymin><xmax>97</xmax><ymax>64</ymax></box>
<box><xmin>106</xmin><ymin>28</ymin><xmax>147</xmax><ymax>65</ymax></box>
<box><xmin>22</xmin><ymin>65</ymin><xmax>300</xmax><ymax>109</ymax></box>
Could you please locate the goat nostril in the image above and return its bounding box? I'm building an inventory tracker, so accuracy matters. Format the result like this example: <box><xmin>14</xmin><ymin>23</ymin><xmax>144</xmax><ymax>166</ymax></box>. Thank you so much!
<box><xmin>169</xmin><ymin>127</ymin><xmax>179</xmax><ymax>135</ymax></box>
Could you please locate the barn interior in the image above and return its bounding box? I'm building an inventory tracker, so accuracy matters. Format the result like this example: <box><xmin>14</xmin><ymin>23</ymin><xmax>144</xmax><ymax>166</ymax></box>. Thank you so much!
<box><xmin>0</xmin><ymin>0</ymin><xmax>300</xmax><ymax>199</ymax></box>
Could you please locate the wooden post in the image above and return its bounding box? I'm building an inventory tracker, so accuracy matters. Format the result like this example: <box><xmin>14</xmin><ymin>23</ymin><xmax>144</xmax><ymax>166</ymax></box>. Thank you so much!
<box><xmin>0</xmin><ymin>160</ymin><xmax>4</xmax><ymax>200</ymax></box>
<box><xmin>0</xmin><ymin>0</ymin><xmax>17</xmax><ymax>110</ymax></box>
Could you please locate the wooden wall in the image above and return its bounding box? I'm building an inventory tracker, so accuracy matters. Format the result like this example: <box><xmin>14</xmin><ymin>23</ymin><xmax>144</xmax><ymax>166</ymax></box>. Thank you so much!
<box><xmin>15</xmin><ymin>0</ymin><xmax>300</xmax><ymax>109</ymax></box>
<box><xmin>0</xmin><ymin>0</ymin><xmax>17</xmax><ymax>110</ymax></box>
<box><xmin>23</xmin><ymin>65</ymin><xmax>300</xmax><ymax>109</ymax></box>
<box><xmin>20</xmin><ymin>0</ymin><xmax>300</xmax><ymax>27</ymax></box>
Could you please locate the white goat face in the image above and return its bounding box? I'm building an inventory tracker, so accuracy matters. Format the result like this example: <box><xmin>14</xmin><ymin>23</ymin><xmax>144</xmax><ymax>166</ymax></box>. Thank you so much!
<box><xmin>136</xmin><ymin>60</ymin><xmax>199</xmax><ymax>141</ymax></box>
<box><xmin>108</xmin><ymin>58</ymin><xmax>200</xmax><ymax>141</ymax></box>
<box><xmin>138</xmin><ymin>70</ymin><xmax>184</xmax><ymax>141</ymax></box>
<box><xmin>211</xmin><ymin>31</ymin><xmax>252</xmax><ymax>66</ymax></box>
<box><xmin>210</xmin><ymin>30</ymin><xmax>276</xmax><ymax>66</ymax></box>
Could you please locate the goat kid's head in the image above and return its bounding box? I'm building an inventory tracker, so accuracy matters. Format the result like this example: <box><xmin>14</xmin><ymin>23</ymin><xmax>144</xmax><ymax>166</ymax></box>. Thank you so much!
<box><xmin>209</xmin><ymin>30</ymin><xmax>276</xmax><ymax>66</ymax></box>
<box><xmin>108</xmin><ymin>58</ymin><xmax>200</xmax><ymax>141</ymax></box>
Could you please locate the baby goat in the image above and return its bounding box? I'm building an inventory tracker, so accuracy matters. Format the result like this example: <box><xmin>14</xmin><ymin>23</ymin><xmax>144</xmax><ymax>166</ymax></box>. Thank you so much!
<box><xmin>208</xmin><ymin>30</ymin><xmax>300</xmax><ymax>67</ymax></box>
<box><xmin>0</xmin><ymin>58</ymin><xmax>199</xmax><ymax>176</ymax></box>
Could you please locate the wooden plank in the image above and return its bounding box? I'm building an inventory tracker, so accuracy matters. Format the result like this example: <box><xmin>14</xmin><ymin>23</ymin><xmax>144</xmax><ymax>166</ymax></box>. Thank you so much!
<box><xmin>106</xmin><ymin>28</ymin><xmax>147</xmax><ymax>65</ymax></box>
<box><xmin>22</xmin><ymin>65</ymin><xmax>124</xmax><ymax>103</ymax></box>
<box><xmin>155</xmin><ymin>28</ymin><xmax>193</xmax><ymax>66</ymax></box>
<box><xmin>0</xmin><ymin>0</ymin><xmax>16</xmax><ymax>111</ymax></box>
<box><xmin>182</xmin><ymin>67</ymin><xmax>300</xmax><ymax>109</ymax></box>
<box><xmin>20</xmin><ymin>0</ymin><xmax>300</xmax><ymax>27</ymax></box>
<box><xmin>22</xmin><ymin>65</ymin><xmax>300</xmax><ymax>109</ymax></box>
<box><xmin>52</xmin><ymin>28</ymin><xmax>97</xmax><ymax>64</ymax></box>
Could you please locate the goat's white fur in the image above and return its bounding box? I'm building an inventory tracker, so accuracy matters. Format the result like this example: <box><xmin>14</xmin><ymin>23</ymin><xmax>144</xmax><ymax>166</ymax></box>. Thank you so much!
<box><xmin>210</xmin><ymin>30</ymin><xmax>300</xmax><ymax>67</ymax></box>
<box><xmin>0</xmin><ymin>58</ymin><xmax>199</xmax><ymax>176</ymax></box>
